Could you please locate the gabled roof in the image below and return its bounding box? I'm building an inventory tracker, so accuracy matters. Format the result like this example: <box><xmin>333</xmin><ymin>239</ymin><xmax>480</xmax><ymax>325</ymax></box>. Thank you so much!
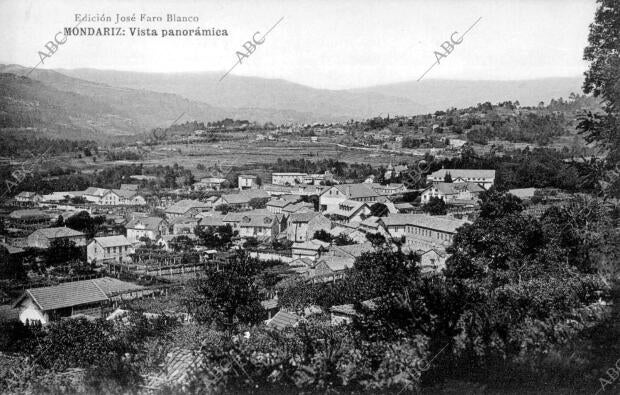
<box><xmin>13</xmin><ymin>277</ymin><xmax>143</xmax><ymax>311</ymax></box>
<box><xmin>9</xmin><ymin>209</ymin><xmax>49</xmax><ymax>220</ymax></box>
<box><xmin>266</xmin><ymin>199</ymin><xmax>291</xmax><ymax>208</ymax></box>
<box><xmin>30</xmin><ymin>227</ymin><xmax>85</xmax><ymax>239</ymax></box>
<box><xmin>199</xmin><ymin>216</ymin><xmax>226</xmax><ymax>227</ymax></box>
<box><xmin>165</xmin><ymin>199</ymin><xmax>210</xmax><ymax>214</ymax></box>
<box><xmin>425</xmin><ymin>182</ymin><xmax>484</xmax><ymax>195</ymax></box>
<box><xmin>292</xmin><ymin>239</ymin><xmax>330</xmax><ymax>251</ymax></box>
<box><xmin>289</xmin><ymin>211</ymin><xmax>321</xmax><ymax>223</ymax></box>
<box><xmin>266</xmin><ymin>310</ymin><xmax>302</xmax><ymax>330</ymax></box>
<box><xmin>92</xmin><ymin>235</ymin><xmax>132</xmax><ymax>248</ymax></box>
<box><xmin>316</xmin><ymin>255</ymin><xmax>354</xmax><ymax>272</ymax></box>
<box><xmin>330</xmin><ymin>242</ymin><xmax>375</xmax><ymax>258</ymax></box>
<box><xmin>84</xmin><ymin>187</ymin><xmax>112</xmax><ymax>197</ymax></box>
<box><xmin>382</xmin><ymin>214</ymin><xmax>467</xmax><ymax>233</ymax></box>
<box><xmin>324</xmin><ymin>183</ymin><xmax>380</xmax><ymax>199</ymax></box>
<box><xmin>428</xmin><ymin>169</ymin><xmax>496</xmax><ymax>180</ymax></box>
<box><xmin>112</xmin><ymin>189</ymin><xmax>140</xmax><ymax>199</ymax></box>
<box><xmin>126</xmin><ymin>217</ymin><xmax>165</xmax><ymax>231</ymax></box>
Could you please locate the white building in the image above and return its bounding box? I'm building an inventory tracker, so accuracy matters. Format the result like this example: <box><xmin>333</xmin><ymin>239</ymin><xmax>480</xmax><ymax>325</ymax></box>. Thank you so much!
<box><xmin>87</xmin><ymin>235</ymin><xmax>134</xmax><ymax>264</ymax></box>
<box><xmin>426</xmin><ymin>169</ymin><xmax>496</xmax><ymax>189</ymax></box>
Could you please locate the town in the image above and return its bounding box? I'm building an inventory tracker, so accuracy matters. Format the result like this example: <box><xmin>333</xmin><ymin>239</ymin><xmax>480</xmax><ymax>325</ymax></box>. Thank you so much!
<box><xmin>0</xmin><ymin>0</ymin><xmax>619</xmax><ymax>393</ymax></box>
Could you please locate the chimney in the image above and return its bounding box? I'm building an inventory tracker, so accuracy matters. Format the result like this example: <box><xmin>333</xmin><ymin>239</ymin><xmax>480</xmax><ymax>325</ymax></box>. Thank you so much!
<box><xmin>347</xmin><ymin>186</ymin><xmax>351</xmax><ymax>196</ymax></box>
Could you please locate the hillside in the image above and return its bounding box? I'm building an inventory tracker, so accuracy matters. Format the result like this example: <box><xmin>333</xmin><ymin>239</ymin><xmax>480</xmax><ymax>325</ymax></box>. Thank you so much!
<box><xmin>350</xmin><ymin>78</ymin><xmax>584</xmax><ymax>110</ymax></box>
<box><xmin>56</xmin><ymin>68</ymin><xmax>430</xmax><ymax>121</ymax></box>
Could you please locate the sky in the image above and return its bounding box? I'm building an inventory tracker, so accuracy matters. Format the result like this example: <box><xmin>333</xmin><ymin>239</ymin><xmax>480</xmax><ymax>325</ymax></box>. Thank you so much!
<box><xmin>0</xmin><ymin>0</ymin><xmax>597</xmax><ymax>90</ymax></box>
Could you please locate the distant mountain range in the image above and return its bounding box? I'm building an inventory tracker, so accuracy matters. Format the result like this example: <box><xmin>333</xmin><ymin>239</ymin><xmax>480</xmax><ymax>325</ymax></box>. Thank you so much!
<box><xmin>0</xmin><ymin>64</ymin><xmax>584</xmax><ymax>141</ymax></box>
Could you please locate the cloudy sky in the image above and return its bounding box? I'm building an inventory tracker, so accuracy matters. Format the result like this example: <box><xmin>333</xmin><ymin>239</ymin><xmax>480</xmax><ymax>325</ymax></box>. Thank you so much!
<box><xmin>0</xmin><ymin>0</ymin><xmax>597</xmax><ymax>89</ymax></box>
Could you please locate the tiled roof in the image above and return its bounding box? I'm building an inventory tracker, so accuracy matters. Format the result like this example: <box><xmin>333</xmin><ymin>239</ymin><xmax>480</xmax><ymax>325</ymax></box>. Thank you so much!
<box><xmin>267</xmin><ymin>310</ymin><xmax>301</xmax><ymax>330</ymax></box>
<box><xmin>428</xmin><ymin>169</ymin><xmax>496</xmax><ymax>180</ymax></box>
<box><xmin>328</xmin><ymin>184</ymin><xmax>380</xmax><ymax>199</ymax></box>
<box><xmin>199</xmin><ymin>216</ymin><xmax>226</xmax><ymax>227</ymax></box>
<box><xmin>8</xmin><ymin>209</ymin><xmax>49</xmax><ymax>220</ymax></box>
<box><xmin>93</xmin><ymin>235</ymin><xmax>132</xmax><ymax>248</ymax></box>
<box><xmin>382</xmin><ymin>214</ymin><xmax>467</xmax><ymax>233</ymax></box>
<box><xmin>126</xmin><ymin>217</ymin><xmax>165</xmax><ymax>231</ymax></box>
<box><xmin>14</xmin><ymin>277</ymin><xmax>144</xmax><ymax>311</ymax></box>
<box><xmin>120</xmin><ymin>184</ymin><xmax>139</xmax><ymax>191</ymax></box>
<box><xmin>112</xmin><ymin>189</ymin><xmax>139</xmax><ymax>199</ymax></box>
<box><xmin>316</xmin><ymin>255</ymin><xmax>354</xmax><ymax>272</ymax></box>
<box><xmin>30</xmin><ymin>227</ymin><xmax>85</xmax><ymax>239</ymax></box>
<box><xmin>267</xmin><ymin>199</ymin><xmax>291</xmax><ymax>208</ymax></box>
<box><xmin>330</xmin><ymin>242</ymin><xmax>375</xmax><ymax>258</ymax></box>
<box><xmin>292</xmin><ymin>239</ymin><xmax>330</xmax><ymax>251</ymax></box>
<box><xmin>289</xmin><ymin>212</ymin><xmax>321</xmax><ymax>223</ymax></box>
<box><xmin>165</xmin><ymin>199</ymin><xmax>210</xmax><ymax>214</ymax></box>
<box><xmin>144</xmin><ymin>348</ymin><xmax>204</xmax><ymax>389</ymax></box>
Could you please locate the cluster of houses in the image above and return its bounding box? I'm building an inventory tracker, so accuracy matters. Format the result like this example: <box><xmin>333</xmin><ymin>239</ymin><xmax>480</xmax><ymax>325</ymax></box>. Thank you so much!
<box><xmin>3</xmin><ymin>167</ymin><xmax>502</xmax><ymax>326</ymax></box>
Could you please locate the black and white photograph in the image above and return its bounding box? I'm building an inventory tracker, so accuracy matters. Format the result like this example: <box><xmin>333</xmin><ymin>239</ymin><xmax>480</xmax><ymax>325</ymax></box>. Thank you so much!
<box><xmin>0</xmin><ymin>0</ymin><xmax>619</xmax><ymax>393</ymax></box>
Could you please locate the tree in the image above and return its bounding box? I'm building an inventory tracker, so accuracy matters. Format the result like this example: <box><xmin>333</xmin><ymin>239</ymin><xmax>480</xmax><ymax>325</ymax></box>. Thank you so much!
<box><xmin>443</xmin><ymin>172</ymin><xmax>453</xmax><ymax>183</ymax></box>
<box><xmin>369</xmin><ymin>202</ymin><xmax>390</xmax><ymax>217</ymax></box>
<box><xmin>46</xmin><ymin>238</ymin><xmax>84</xmax><ymax>266</ymax></box>
<box><xmin>580</xmin><ymin>0</ymin><xmax>620</xmax><ymax>197</ymax></box>
<box><xmin>195</xmin><ymin>224</ymin><xmax>236</xmax><ymax>250</ymax></box>
<box><xmin>182</xmin><ymin>251</ymin><xmax>264</xmax><ymax>331</ymax></box>
<box><xmin>248</xmin><ymin>197</ymin><xmax>269</xmax><ymax>209</ymax></box>
<box><xmin>333</xmin><ymin>233</ymin><xmax>355</xmax><ymax>246</ymax></box>
<box><xmin>65</xmin><ymin>211</ymin><xmax>105</xmax><ymax>238</ymax></box>
<box><xmin>366</xmin><ymin>232</ymin><xmax>386</xmax><ymax>247</ymax></box>
<box><xmin>313</xmin><ymin>229</ymin><xmax>333</xmax><ymax>243</ymax></box>
<box><xmin>422</xmin><ymin>196</ymin><xmax>447</xmax><ymax>215</ymax></box>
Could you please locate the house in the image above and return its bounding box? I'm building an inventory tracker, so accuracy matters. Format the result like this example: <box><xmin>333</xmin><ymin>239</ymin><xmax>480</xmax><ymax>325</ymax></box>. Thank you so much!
<box><xmin>27</xmin><ymin>227</ymin><xmax>87</xmax><ymax>248</ymax></box>
<box><xmin>417</xmin><ymin>248</ymin><xmax>448</xmax><ymax>274</ymax></box>
<box><xmin>215</xmin><ymin>189</ymin><xmax>271</xmax><ymax>210</ymax></box>
<box><xmin>266</xmin><ymin>198</ymin><xmax>292</xmax><ymax>214</ymax></box>
<box><xmin>15</xmin><ymin>191</ymin><xmax>42</xmax><ymax>204</ymax></box>
<box><xmin>112</xmin><ymin>189</ymin><xmax>146</xmax><ymax>205</ymax></box>
<box><xmin>238</xmin><ymin>174</ymin><xmax>258</xmax><ymax>190</ymax></box>
<box><xmin>87</xmin><ymin>235</ymin><xmax>134</xmax><ymax>264</ymax></box>
<box><xmin>291</xmin><ymin>239</ymin><xmax>330</xmax><ymax>260</ymax></box>
<box><xmin>165</xmin><ymin>199</ymin><xmax>211</xmax><ymax>218</ymax></box>
<box><xmin>330</xmin><ymin>299</ymin><xmax>378</xmax><ymax>325</ymax></box>
<box><xmin>381</xmin><ymin>214</ymin><xmax>467</xmax><ymax>246</ymax></box>
<box><xmin>319</xmin><ymin>184</ymin><xmax>381</xmax><ymax>212</ymax></box>
<box><xmin>312</xmin><ymin>255</ymin><xmax>355</xmax><ymax>282</ymax></box>
<box><xmin>272</xmin><ymin>172</ymin><xmax>307</xmax><ymax>186</ymax></box>
<box><xmin>282</xmin><ymin>201</ymin><xmax>315</xmax><ymax>215</ymax></box>
<box><xmin>238</xmin><ymin>213</ymin><xmax>282</xmax><ymax>241</ymax></box>
<box><xmin>83</xmin><ymin>187</ymin><xmax>120</xmax><ymax>205</ymax></box>
<box><xmin>287</xmin><ymin>212</ymin><xmax>331</xmax><ymax>242</ymax></box>
<box><xmin>358</xmin><ymin>216</ymin><xmax>390</xmax><ymax>237</ymax></box>
<box><xmin>427</xmin><ymin>169</ymin><xmax>496</xmax><ymax>189</ymax></box>
<box><xmin>421</xmin><ymin>182</ymin><xmax>484</xmax><ymax>203</ymax></box>
<box><xmin>328</xmin><ymin>242</ymin><xmax>375</xmax><ymax>259</ymax></box>
<box><xmin>326</xmin><ymin>200</ymin><xmax>371</xmax><ymax>224</ymax></box>
<box><xmin>7</xmin><ymin>209</ymin><xmax>50</xmax><ymax>225</ymax></box>
<box><xmin>126</xmin><ymin>217</ymin><xmax>168</xmax><ymax>242</ymax></box>
<box><xmin>369</xmin><ymin>183</ymin><xmax>408</xmax><ymax>196</ymax></box>
<box><xmin>192</xmin><ymin>177</ymin><xmax>227</xmax><ymax>191</ymax></box>
<box><xmin>169</xmin><ymin>216</ymin><xmax>200</xmax><ymax>235</ymax></box>
<box><xmin>266</xmin><ymin>310</ymin><xmax>302</xmax><ymax>330</ymax></box>
<box><xmin>13</xmin><ymin>277</ymin><xmax>145</xmax><ymax>324</ymax></box>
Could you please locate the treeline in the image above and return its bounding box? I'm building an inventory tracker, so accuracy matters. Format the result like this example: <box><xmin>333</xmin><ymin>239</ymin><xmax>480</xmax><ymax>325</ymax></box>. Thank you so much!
<box><xmin>0</xmin><ymin>131</ymin><xmax>97</xmax><ymax>158</ymax></box>
<box><xmin>270</xmin><ymin>158</ymin><xmax>378</xmax><ymax>181</ymax></box>
<box><xmin>2</xmin><ymin>163</ymin><xmax>196</xmax><ymax>198</ymax></box>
